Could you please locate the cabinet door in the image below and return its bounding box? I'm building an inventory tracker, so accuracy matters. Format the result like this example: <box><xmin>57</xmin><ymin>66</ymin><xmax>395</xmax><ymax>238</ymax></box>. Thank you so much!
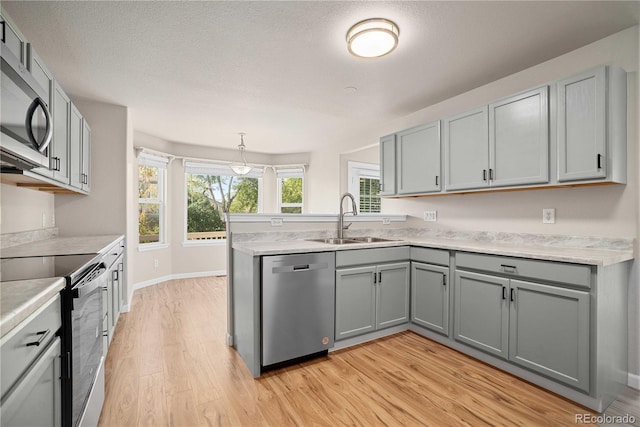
<box><xmin>335</xmin><ymin>266</ymin><xmax>376</xmax><ymax>340</ymax></box>
<box><xmin>0</xmin><ymin>338</ymin><xmax>61</xmax><ymax>427</ymax></box>
<box><xmin>444</xmin><ymin>107</ymin><xmax>489</xmax><ymax>191</ymax></box>
<box><xmin>509</xmin><ymin>280</ymin><xmax>590</xmax><ymax>392</ymax></box>
<box><xmin>376</xmin><ymin>262</ymin><xmax>410</xmax><ymax>329</ymax></box>
<box><xmin>379</xmin><ymin>134</ymin><xmax>396</xmax><ymax>196</ymax></box>
<box><xmin>69</xmin><ymin>104</ymin><xmax>83</xmax><ymax>189</ymax></box>
<box><xmin>454</xmin><ymin>270</ymin><xmax>509</xmax><ymax>359</ymax></box>
<box><xmin>51</xmin><ymin>82</ymin><xmax>70</xmax><ymax>184</ymax></box>
<box><xmin>489</xmin><ymin>86</ymin><xmax>549</xmax><ymax>187</ymax></box>
<box><xmin>111</xmin><ymin>266</ymin><xmax>119</xmax><ymax>329</ymax></box>
<box><xmin>0</xmin><ymin>13</ymin><xmax>26</xmax><ymax>64</ymax></box>
<box><xmin>28</xmin><ymin>47</ymin><xmax>55</xmax><ymax>179</ymax></box>
<box><xmin>557</xmin><ymin>67</ymin><xmax>606</xmax><ymax>181</ymax></box>
<box><xmin>396</xmin><ymin>121</ymin><xmax>441</xmax><ymax>194</ymax></box>
<box><xmin>118</xmin><ymin>260</ymin><xmax>125</xmax><ymax>311</ymax></box>
<box><xmin>411</xmin><ymin>262</ymin><xmax>449</xmax><ymax>335</ymax></box>
<box><xmin>81</xmin><ymin>120</ymin><xmax>91</xmax><ymax>192</ymax></box>
<box><xmin>106</xmin><ymin>273</ymin><xmax>113</xmax><ymax>345</ymax></box>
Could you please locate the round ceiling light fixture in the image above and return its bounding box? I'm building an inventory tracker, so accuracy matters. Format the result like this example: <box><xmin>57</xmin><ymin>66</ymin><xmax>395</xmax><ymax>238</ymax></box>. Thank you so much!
<box><xmin>346</xmin><ymin>18</ymin><xmax>399</xmax><ymax>58</ymax></box>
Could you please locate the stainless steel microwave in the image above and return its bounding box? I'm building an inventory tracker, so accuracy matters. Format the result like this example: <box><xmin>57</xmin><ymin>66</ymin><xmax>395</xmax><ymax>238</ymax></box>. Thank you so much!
<box><xmin>0</xmin><ymin>42</ymin><xmax>52</xmax><ymax>170</ymax></box>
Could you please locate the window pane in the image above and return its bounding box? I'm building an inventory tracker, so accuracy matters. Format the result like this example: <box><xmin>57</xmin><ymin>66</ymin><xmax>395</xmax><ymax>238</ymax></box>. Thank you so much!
<box><xmin>139</xmin><ymin>203</ymin><xmax>160</xmax><ymax>244</ymax></box>
<box><xmin>281</xmin><ymin>206</ymin><xmax>302</xmax><ymax>214</ymax></box>
<box><xmin>281</xmin><ymin>177</ymin><xmax>302</xmax><ymax>204</ymax></box>
<box><xmin>186</xmin><ymin>174</ymin><xmax>260</xmax><ymax>240</ymax></box>
<box><xmin>139</xmin><ymin>165</ymin><xmax>159</xmax><ymax>199</ymax></box>
<box><xmin>359</xmin><ymin>177</ymin><xmax>381</xmax><ymax>213</ymax></box>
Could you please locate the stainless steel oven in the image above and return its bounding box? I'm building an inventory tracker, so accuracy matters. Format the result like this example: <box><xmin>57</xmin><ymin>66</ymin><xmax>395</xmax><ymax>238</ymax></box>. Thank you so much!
<box><xmin>0</xmin><ymin>42</ymin><xmax>52</xmax><ymax>170</ymax></box>
<box><xmin>0</xmin><ymin>254</ymin><xmax>105</xmax><ymax>427</ymax></box>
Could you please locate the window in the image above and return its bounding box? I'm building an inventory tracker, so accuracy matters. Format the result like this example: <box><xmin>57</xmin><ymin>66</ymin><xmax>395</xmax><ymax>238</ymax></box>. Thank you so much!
<box><xmin>138</xmin><ymin>153</ymin><xmax>168</xmax><ymax>246</ymax></box>
<box><xmin>185</xmin><ymin>162</ymin><xmax>263</xmax><ymax>242</ymax></box>
<box><xmin>276</xmin><ymin>167</ymin><xmax>304</xmax><ymax>214</ymax></box>
<box><xmin>348</xmin><ymin>161</ymin><xmax>381</xmax><ymax>213</ymax></box>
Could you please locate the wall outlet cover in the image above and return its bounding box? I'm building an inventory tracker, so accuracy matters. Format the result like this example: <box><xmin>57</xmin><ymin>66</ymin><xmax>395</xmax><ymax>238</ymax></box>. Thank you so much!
<box><xmin>382</xmin><ymin>218</ymin><xmax>391</xmax><ymax>225</ymax></box>
<box><xmin>543</xmin><ymin>208</ymin><xmax>556</xmax><ymax>224</ymax></box>
<box><xmin>423</xmin><ymin>211</ymin><xmax>437</xmax><ymax>222</ymax></box>
<box><xmin>270</xmin><ymin>218</ymin><xmax>284</xmax><ymax>226</ymax></box>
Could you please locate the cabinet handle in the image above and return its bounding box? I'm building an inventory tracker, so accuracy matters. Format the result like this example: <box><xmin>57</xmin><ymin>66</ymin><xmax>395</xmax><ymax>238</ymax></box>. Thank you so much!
<box><xmin>442</xmin><ymin>275</ymin><xmax>447</xmax><ymax>286</ymax></box>
<box><xmin>1</xmin><ymin>21</ymin><xmax>5</xmax><ymax>44</ymax></box>
<box><xmin>489</xmin><ymin>168</ymin><xmax>494</xmax><ymax>181</ymax></box>
<box><xmin>510</xmin><ymin>288</ymin><xmax>515</xmax><ymax>302</ymax></box>
<box><xmin>597</xmin><ymin>154</ymin><xmax>603</xmax><ymax>169</ymax></box>
<box><xmin>435</xmin><ymin>176</ymin><xmax>439</xmax><ymax>186</ymax></box>
<box><xmin>113</xmin><ymin>269</ymin><xmax>119</xmax><ymax>281</ymax></box>
<box><xmin>502</xmin><ymin>286</ymin><xmax>507</xmax><ymax>300</ymax></box>
<box><xmin>373</xmin><ymin>272</ymin><xmax>377</xmax><ymax>284</ymax></box>
<box><xmin>483</xmin><ymin>169</ymin><xmax>487</xmax><ymax>181</ymax></box>
<box><xmin>26</xmin><ymin>329</ymin><xmax>50</xmax><ymax>347</ymax></box>
<box><xmin>378</xmin><ymin>272</ymin><xmax>382</xmax><ymax>283</ymax></box>
<box><xmin>500</xmin><ymin>264</ymin><xmax>517</xmax><ymax>274</ymax></box>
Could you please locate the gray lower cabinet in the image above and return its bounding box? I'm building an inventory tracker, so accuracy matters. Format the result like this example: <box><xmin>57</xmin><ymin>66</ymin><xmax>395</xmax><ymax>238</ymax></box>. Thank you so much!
<box><xmin>335</xmin><ymin>262</ymin><xmax>409</xmax><ymax>340</ymax></box>
<box><xmin>0</xmin><ymin>338</ymin><xmax>61</xmax><ymax>427</ymax></box>
<box><xmin>104</xmin><ymin>239</ymin><xmax>126</xmax><ymax>347</ymax></box>
<box><xmin>411</xmin><ymin>262</ymin><xmax>449</xmax><ymax>335</ymax></box>
<box><xmin>454</xmin><ymin>267</ymin><xmax>590</xmax><ymax>392</ymax></box>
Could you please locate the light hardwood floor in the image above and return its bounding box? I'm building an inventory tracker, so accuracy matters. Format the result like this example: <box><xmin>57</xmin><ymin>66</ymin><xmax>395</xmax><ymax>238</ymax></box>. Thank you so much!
<box><xmin>98</xmin><ymin>277</ymin><xmax>606</xmax><ymax>426</ymax></box>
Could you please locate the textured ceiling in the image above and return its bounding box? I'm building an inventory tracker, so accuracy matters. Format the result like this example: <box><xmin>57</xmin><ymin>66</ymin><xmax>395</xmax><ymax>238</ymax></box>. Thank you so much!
<box><xmin>3</xmin><ymin>1</ymin><xmax>639</xmax><ymax>153</ymax></box>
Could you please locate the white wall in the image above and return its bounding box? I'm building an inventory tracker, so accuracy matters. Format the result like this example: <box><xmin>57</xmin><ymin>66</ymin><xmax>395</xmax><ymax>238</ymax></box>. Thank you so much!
<box><xmin>0</xmin><ymin>184</ymin><xmax>55</xmax><ymax>234</ymax></box>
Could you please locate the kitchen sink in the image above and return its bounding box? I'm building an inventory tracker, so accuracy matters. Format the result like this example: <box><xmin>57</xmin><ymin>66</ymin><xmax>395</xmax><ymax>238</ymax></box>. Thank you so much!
<box><xmin>306</xmin><ymin>238</ymin><xmax>361</xmax><ymax>245</ymax></box>
<box><xmin>348</xmin><ymin>236</ymin><xmax>399</xmax><ymax>243</ymax></box>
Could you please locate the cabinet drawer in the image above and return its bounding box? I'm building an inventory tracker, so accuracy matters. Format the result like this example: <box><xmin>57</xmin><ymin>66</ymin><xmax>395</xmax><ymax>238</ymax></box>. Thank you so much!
<box><xmin>1</xmin><ymin>294</ymin><xmax>61</xmax><ymax>398</ymax></box>
<box><xmin>102</xmin><ymin>239</ymin><xmax>125</xmax><ymax>270</ymax></box>
<box><xmin>336</xmin><ymin>246</ymin><xmax>410</xmax><ymax>267</ymax></box>
<box><xmin>455</xmin><ymin>252</ymin><xmax>591</xmax><ymax>289</ymax></box>
<box><xmin>411</xmin><ymin>247</ymin><xmax>449</xmax><ymax>266</ymax></box>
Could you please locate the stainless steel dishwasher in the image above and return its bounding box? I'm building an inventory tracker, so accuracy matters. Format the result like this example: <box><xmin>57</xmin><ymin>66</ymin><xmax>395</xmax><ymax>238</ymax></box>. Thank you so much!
<box><xmin>262</xmin><ymin>252</ymin><xmax>335</xmax><ymax>367</ymax></box>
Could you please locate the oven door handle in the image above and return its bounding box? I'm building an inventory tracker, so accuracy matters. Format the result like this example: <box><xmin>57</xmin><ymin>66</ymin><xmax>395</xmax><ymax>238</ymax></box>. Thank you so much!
<box><xmin>74</xmin><ymin>266</ymin><xmax>107</xmax><ymax>299</ymax></box>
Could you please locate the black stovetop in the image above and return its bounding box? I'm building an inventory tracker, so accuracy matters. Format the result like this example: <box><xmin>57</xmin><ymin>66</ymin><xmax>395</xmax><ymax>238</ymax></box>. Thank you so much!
<box><xmin>0</xmin><ymin>253</ymin><xmax>99</xmax><ymax>284</ymax></box>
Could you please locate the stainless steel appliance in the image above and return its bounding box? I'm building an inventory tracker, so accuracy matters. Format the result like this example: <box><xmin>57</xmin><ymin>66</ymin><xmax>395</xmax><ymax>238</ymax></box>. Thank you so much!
<box><xmin>0</xmin><ymin>254</ymin><xmax>105</xmax><ymax>427</ymax></box>
<box><xmin>0</xmin><ymin>42</ymin><xmax>53</xmax><ymax>170</ymax></box>
<box><xmin>261</xmin><ymin>252</ymin><xmax>335</xmax><ymax>367</ymax></box>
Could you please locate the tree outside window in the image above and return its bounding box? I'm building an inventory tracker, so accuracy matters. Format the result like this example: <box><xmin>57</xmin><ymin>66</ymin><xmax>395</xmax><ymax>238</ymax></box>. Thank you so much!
<box><xmin>277</xmin><ymin>167</ymin><xmax>304</xmax><ymax>213</ymax></box>
<box><xmin>186</xmin><ymin>172</ymin><xmax>260</xmax><ymax>241</ymax></box>
<box><xmin>138</xmin><ymin>153</ymin><xmax>168</xmax><ymax>246</ymax></box>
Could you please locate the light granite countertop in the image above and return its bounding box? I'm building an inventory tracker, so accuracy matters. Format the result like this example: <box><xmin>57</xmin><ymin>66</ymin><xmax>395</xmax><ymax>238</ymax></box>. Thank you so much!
<box><xmin>1</xmin><ymin>234</ymin><xmax>124</xmax><ymax>258</ymax></box>
<box><xmin>0</xmin><ymin>278</ymin><xmax>65</xmax><ymax>338</ymax></box>
<box><xmin>232</xmin><ymin>234</ymin><xmax>634</xmax><ymax>267</ymax></box>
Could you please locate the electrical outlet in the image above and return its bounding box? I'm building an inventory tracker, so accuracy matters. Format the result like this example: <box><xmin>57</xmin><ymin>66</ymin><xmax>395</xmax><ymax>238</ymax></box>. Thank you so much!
<box><xmin>543</xmin><ymin>208</ymin><xmax>555</xmax><ymax>224</ymax></box>
<box><xmin>382</xmin><ymin>218</ymin><xmax>391</xmax><ymax>225</ymax></box>
<box><xmin>153</xmin><ymin>259</ymin><xmax>159</xmax><ymax>268</ymax></box>
<box><xmin>270</xmin><ymin>218</ymin><xmax>283</xmax><ymax>226</ymax></box>
<box><xmin>423</xmin><ymin>211</ymin><xmax>437</xmax><ymax>222</ymax></box>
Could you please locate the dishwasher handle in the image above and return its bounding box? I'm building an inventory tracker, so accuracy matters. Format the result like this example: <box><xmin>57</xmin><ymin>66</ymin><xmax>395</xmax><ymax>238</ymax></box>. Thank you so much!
<box><xmin>272</xmin><ymin>262</ymin><xmax>329</xmax><ymax>274</ymax></box>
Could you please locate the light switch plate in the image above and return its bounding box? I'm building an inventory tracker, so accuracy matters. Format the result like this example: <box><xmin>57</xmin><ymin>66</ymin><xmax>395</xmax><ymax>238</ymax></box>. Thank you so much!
<box><xmin>543</xmin><ymin>208</ymin><xmax>555</xmax><ymax>224</ymax></box>
<box><xmin>423</xmin><ymin>211</ymin><xmax>437</xmax><ymax>222</ymax></box>
<box><xmin>270</xmin><ymin>218</ymin><xmax>284</xmax><ymax>226</ymax></box>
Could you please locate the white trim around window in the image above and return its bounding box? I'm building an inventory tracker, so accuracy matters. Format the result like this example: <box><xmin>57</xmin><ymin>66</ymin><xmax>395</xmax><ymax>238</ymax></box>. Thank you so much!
<box><xmin>276</xmin><ymin>166</ymin><xmax>304</xmax><ymax>214</ymax></box>
<box><xmin>347</xmin><ymin>161</ymin><xmax>381</xmax><ymax>213</ymax></box>
<box><xmin>138</xmin><ymin>153</ymin><xmax>169</xmax><ymax>249</ymax></box>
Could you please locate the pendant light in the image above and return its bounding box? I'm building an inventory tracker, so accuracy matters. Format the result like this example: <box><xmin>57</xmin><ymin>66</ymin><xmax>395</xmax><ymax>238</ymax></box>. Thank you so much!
<box><xmin>229</xmin><ymin>133</ymin><xmax>252</xmax><ymax>176</ymax></box>
<box><xmin>347</xmin><ymin>18</ymin><xmax>399</xmax><ymax>58</ymax></box>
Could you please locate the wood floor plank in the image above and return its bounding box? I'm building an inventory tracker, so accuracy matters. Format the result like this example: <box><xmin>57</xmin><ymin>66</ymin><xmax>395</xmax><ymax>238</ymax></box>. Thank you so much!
<box><xmin>99</xmin><ymin>277</ymin><xmax>608</xmax><ymax>427</ymax></box>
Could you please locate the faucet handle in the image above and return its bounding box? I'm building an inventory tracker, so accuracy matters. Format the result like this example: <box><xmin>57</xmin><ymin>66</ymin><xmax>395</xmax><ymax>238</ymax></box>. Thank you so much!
<box><xmin>343</xmin><ymin>222</ymin><xmax>353</xmax><ymax>230</ymax></box>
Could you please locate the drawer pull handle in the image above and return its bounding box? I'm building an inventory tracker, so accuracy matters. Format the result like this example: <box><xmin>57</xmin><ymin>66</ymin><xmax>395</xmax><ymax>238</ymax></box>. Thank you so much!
<box><xmin>500</xmin><ymin>264</ymin><xmax>517</xmax><ymax>274</ymax></box>
<box><xmin>26</xmin><ymin>329</ymin><xmax>50</xmax><ymax>347</ymax></box>
<box><xmin>442</xmin><ymin>275</ymin><xmax>447</xmax><ymax>286</ymax></box>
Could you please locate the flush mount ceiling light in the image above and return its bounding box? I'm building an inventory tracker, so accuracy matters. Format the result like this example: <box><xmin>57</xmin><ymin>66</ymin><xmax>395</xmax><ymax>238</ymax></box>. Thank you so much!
<box><xmin>346</xmin><ymin>18</ymin><xmax>399</xmax><ymax>58</ymax></box>
<box><xmin>229</xmin><ymin>133</ymin><xmax>252</xmax><ymax>176</ymax></box>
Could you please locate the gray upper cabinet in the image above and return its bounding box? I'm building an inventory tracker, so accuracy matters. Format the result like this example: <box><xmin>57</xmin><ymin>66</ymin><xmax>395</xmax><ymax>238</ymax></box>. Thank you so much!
<box><xmin>411</xmin><ymin>262</ymin><xmax>449</xmax><ymax>335</ymax></box>
<box><xmin>81</xmin><ymin>120</ymin><xmax>91</xmax><ymax>192</ymax></box>
<box><xmin>454</xmin><ymin>270</ymin><xmax>509</xmax><ymax>358</ymax></box>
<box><xmin>69</xmin><ymin>104</ymin><xmax>83</xmax><ymax>190</ymax></box>
<box><xmin>379</xmin><ymin>134</ymin><xmax>396</xmax><ymax>196</ymax></box>
<box><xmin>50</xmin><ymin>82</ymin><xmax>71</xmax><ymax>184</ymax></box>
<box><xmin>557</xmin><ymin>66</ymin><xmax>626</xmax><ymax>184</ymax></box>
<box><xmin>0</xmin><ymin>11</ymin><xmax>26</xmax><ymax>64</ymax></box>
<box><xmin>509</xmin><ymin>279</ymin><xmax>590</xmax><ymax>392</ymax></box>
<box><xmin>489</xmin><ymin>86</ymin><xmax>549</xmax><ymax>187</ymax></box>
<box><xmin>396</xmin><ymin>121</ymin><xmax>441</xmax><ymax>194</ymax></box>
<box><xmin>27</xmin><ymin>46</ymin><xmax>55</xmax><ymax>180</ymax></box>
<box><xmin>444</xmin><ymin>107</ymin><xmax>489</xmax><ymax>191</ymax></box>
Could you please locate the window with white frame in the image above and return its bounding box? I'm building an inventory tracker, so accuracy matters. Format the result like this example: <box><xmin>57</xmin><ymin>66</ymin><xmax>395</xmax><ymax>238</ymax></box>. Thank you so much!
<box><xmin>138</xmin><ymin>153</ymin><xmax>169</xmax><ymax>246</ymax></box>
<box><xmin>347</xmin><ymin>161</ymin><xmax>381</xmax><ymax>213</ymax></box>
<box><xmin>184</xmin><ymin>161</ymin><xmax>263</xmax><ymax>242</ymax></box>
<box><xmin>276</xmin><ymin>167</ymin><xmax>304</xmax><ymax>214</ymax></box>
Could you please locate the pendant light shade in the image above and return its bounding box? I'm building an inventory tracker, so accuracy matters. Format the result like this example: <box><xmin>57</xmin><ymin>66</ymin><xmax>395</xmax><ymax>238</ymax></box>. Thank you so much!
<box><xmin>229</xmin><ymin>133</ymin><xmax>252</xmax><ymax>176</ymax></box>
<box><xmin>347</xmin><ymin>18</ymin><xmax>399</xmax><ymax>58</ymax></box>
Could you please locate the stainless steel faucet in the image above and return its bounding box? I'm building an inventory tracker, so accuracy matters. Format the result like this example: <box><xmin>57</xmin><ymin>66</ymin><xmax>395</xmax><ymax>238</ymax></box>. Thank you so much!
<box><xmin>338</xmin><ymin>192</ymin><xmax>358</xmax><ymax>239</ymax></box>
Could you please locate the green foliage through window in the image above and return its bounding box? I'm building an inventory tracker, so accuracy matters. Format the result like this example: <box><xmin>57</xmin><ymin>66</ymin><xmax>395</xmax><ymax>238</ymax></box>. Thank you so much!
<box><xmin>359</xmin><ymin>177</ymin><xmax>381</xmax><ymax>213</ymax></box>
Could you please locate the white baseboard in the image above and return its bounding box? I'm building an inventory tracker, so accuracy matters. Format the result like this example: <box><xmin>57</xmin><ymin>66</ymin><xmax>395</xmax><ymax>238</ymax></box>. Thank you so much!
<box><xmin>122</xmin><ymin>270</ymin><xmax>226</xmax><ymax>312</ymax></box>
<box><xmin>629</xmin><ymin>373</ymin><xmax>640</xmax><ymax>390</ymax></box>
